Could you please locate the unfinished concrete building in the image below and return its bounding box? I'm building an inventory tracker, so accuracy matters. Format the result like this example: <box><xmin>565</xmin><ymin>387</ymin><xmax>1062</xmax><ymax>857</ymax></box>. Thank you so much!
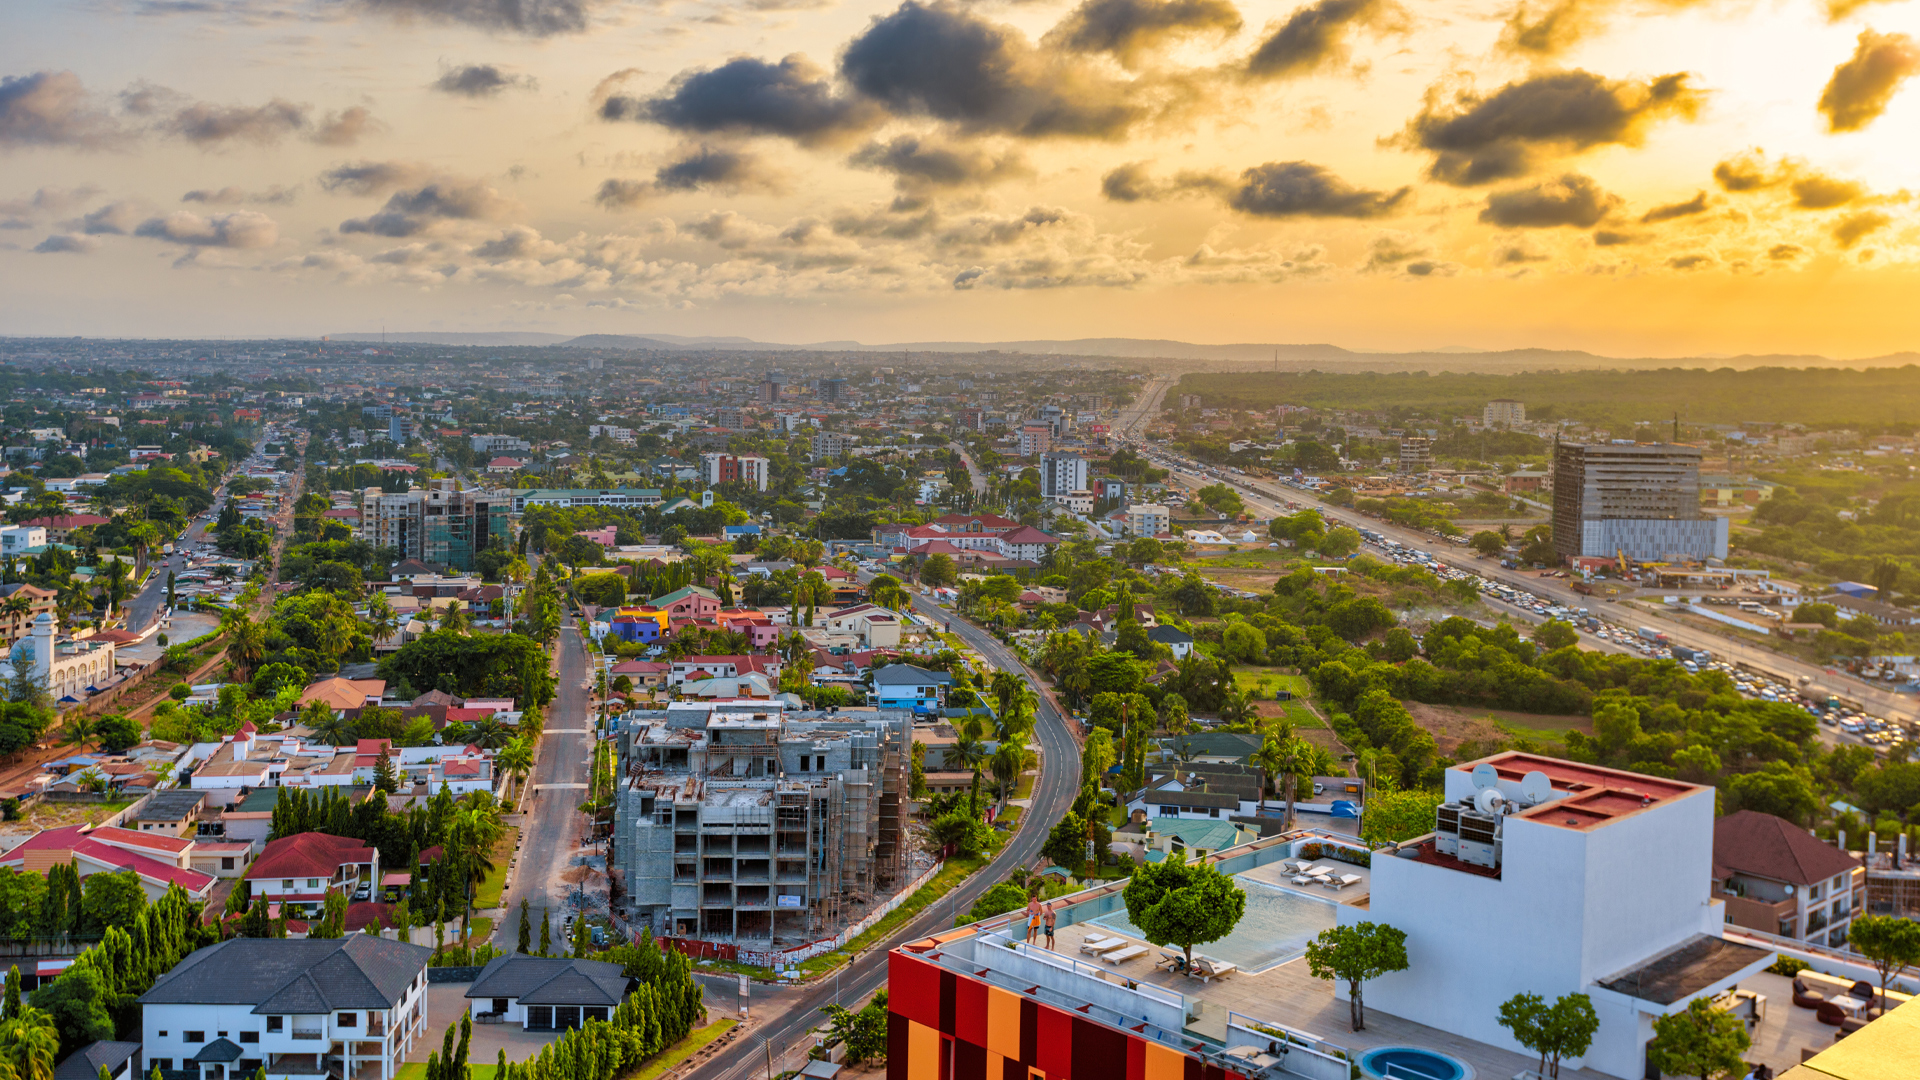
<box><xmin>610</xmin><ymin>701</ymin><xmax>911</xmax><ymax>944</ymax></box>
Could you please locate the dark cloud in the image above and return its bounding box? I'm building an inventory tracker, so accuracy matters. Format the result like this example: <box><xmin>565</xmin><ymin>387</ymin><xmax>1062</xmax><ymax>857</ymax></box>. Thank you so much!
<box><xmin>31</xmin><ymin>233</ymin><xmax>96</xmax><ymax>254</ymax></box>
<box><xmin>594</xmin><ymin>179</ymin><xmax>653</xmax><ymax>210</ymax></box>
<box><xmin>1592</xmin><ymin>228</ymin><xmax>1639</xmax><ymax>245</ymax></box>
<box><xmin>612</xmin><ymin>56</ymin><xmax>883</xmax><ymax>147</ymax></box>
<box><xmin>1227</xmin><ymin>161</ymin><xmax>1408</xmax><ymax>218</ymax></box>
<box><xmin>1099</xmin><ymin>162</ymin><xmax>1230</xmax><ymax>201</ymax></box>
<box><xmin>1640</xmin><ymin>191</ymin><xmax>1708</xmax><ymax>223</ymax></box>
<box><xmin>353</xmin><ymin>0</ymin><xmax>592</xmax><ymax>36</ymax></box>
<box><xmin>432</xmin><ymin>64</ymin><xmax>537</xmax><ymax>98</ymax></box>
<box><xmin>1790</xmin><ymin>170</ymin><xmax>1864</xmax><ymax>209</ymax></box>
<box><xmin>133</xmin><ymin>209</ymin><xmax>278</xmax><ymax>247</ymax></box>
<box><xmin>1833</xmin><ymin>209</ymin><xmax>1890</xmax><ymax>246</ymax></box>
<box><xmin>313</xmin><ymin>106</ymin><xmax>380</xmax><ymax>146</ymax></box>
<box><xmin>1767</xmin><ymin>243</ymin><xmax>1804</xmax><ymax>260</ymax></box>
<box><xmin>1245</xmin><ymin>0</ymin><xmax>1401</xmax><ymax>81</ymax></box>
<box><xmin>1362</xmin><ymin>232</ymin><xmax>1429</xmax><ymax>272</ymax></box>
<box><xmin>1493</xmin><ymin>240</ymin><xmax>1548</xmax><ymax>263</ymax></box>
<box><xmin>1818</xmin><ymin>30</ymin><xmax>1920</xmax><ymax>133</ymax></box>
<box><xmin>1048</xmin><ymin>0</ymin><xmax>1243</xmax><ymax>69</ymax></box>
<box><xmin>654</xmin><ymin>145</ymin><xmax>785</xmax><ymax>193</ymax></box>
<box><xmin>162</xmin><ymin>98</ymin><xmax>308</xmax><ymax>145</ymax></box>
<box><xmin>1402</xmin><ymin>69</ymin><xmax>1702</xmax><ymax>186</ymax></box>
<box><xmin>849</xmin><ymin>136</ymin><xmax>1030</xmax><ymax>189</ymax></box>
<box><xmin>1498</xmin><ymin>0</ymin><xmax>1602</xmax><ymax>57</ymax></box>
<box><xmin>0</xmin><ymin>71</ymin><xmax>125</xmax><ymax>149</ymax></box>
<box><xmin>318</xmin><ymin>161</ymin><xmax>434</xmax><ymax>196</ymax></box>
<box><xmin>840</xmin><ymin>1</ymin><xmax>1144</xmax><ymax>139</ymax></box>
<box><xmin>1667</xmin><ymin>253</ymin><xmax>1713</xmax><ymax>269</ymax></box>
<box><xmin>183</xmin><ymin>185</ymin><xmax>297</xmax><ymax>205</ymax></box>
<box><xmin>338</xmin><ymin>181</ymin><xmax>514</xmax><ymax>236</ymax></box>
<box><xmin>1826</xmin><ymin>0</ymin><xmax>1899</xmax><ymax>18</ymax></box>
<box><xmin>1712</xmin><ymin>150</ymin><xmax>1775</xmax><ymax>192</ymax></box>
<box><xmin>77</xmin><ymin>201</ymin><xmax>144</xmax><ymax>235</ymax></box>
<box><xmin>1478</xmin><ymin>173</ymin><xmax>1619</xmax><ymax>228</ymax></box>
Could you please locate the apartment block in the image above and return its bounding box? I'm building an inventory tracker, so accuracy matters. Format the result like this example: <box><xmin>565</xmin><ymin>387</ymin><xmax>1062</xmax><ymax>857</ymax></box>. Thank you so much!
<box><xmin>1398</xmin><ymin>436</ymin><xmax>1433</xmax><ymax>474</ymax></box>
<box><xmin>1126</xmin><ymin>503</ymin><xmax>1170</xmax><ymax>537</ymax></box>
<box><xmin>356</xmin><ymin>486</ymin><xmax>512</xmax><ymax>572</ymax></box>
<box><xmin>1551</xmin><ymin>442</ymin><xmax>1726</xmax><ymax>562</ymax></box>
<box><xmin>1017</xmin><ymin>424</ymin><xmax>1051</xmax><ymax>456</ymax></box>
<box><xmin>1713</xmin><ymin>810</ymin><xmax>1863</xmax><ymax>948</ymax></box>
<box><xmin>820</xmin><ymin>377</ymin><xmax>848</xmax><ymax>404</ymax></box>
<box><xmin>812</xmin><ymin>432</ymin><xmax>856</xmax><ymax>458</ymax></box>
<box><xmin>702</xmin><ymin>453</ymin><xmax>771</xmax><ymax>492</ymax></box>
<box><xmin>611</xmin><ymin>701</ymin><xmax>910</xmax><ymax>945</ymax></box>
<box><xmin>1482</xmin><ymin>399</ymin><xmax>1526</xmax><ymax>426</ymax></box>
<box><xmin>1039</xmin><ymin>452</ymin><xmax>1088</xmax><ymax>499</ymax></box>
<box><xmin>470</xmin><ymin>434</ymin><xmax>531</xmax><ymax>455</ymax></box>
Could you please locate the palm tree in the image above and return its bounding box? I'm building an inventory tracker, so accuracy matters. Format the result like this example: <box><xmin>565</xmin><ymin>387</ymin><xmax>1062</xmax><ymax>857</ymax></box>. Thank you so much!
<box><xmin>950</xmin><ymin>723</ymin><xmax>990</xmax><ymax>815</ymax></box>
<box><xmin>59</xmin><ymin>714</ymin><xmax>100</xmax><ymax>750</ymax></box>
<box><xmin>1216</xmin><ymin>689</ymin><xmax>1256</xmax><ymax>729</ymax></box>
<box><xmin>304</xmin><ymin>705</ymin><xmax>353</xmax><ymax>746</ymax></box>
<box><xmin>497</xmin><ymin>738</ymin><xmax>534</xmax><ymax>800</ymax></box>
<box><xmin>464</xmin><ymin>716</ymin><xmax>513</xmax><ymax>750</ymax></box>
<box><xmin>225</xmin><ymin>612</ymin><xmax>266</xmax><ymax>680</ymax></box>
<box><xmin>440</xmin><ymin>601</ymin><xmax>470</xmax><ymax>634</ymax></box>
<box><xmin>365</xmin><ymin>591</ymin><xmax>400</xmax><ymax>647</ymax></box>
<box><xmin>0</xmin><ymin>1005</ymin><xmax>61</xmax><ymax>1080</ymax></box>
<box><xmin>1252</xmin><ymin>730</ymin><xmax>1303</xmax><ymax>827</ymax></box>
<box><xmin>989</xmin><ymin>740</ymin><xmax>1026</xmax><ymax>803</ymax></box>
<box><xmin>127</xmin><ymin>522</ymin><xmax>161</xmax><ymax>576</ymax></box>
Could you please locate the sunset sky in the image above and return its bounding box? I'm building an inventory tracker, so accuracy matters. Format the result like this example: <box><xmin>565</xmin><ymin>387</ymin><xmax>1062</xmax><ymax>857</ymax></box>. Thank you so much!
<box><xmin>5</xmin><ymin>0</ymin><xmax>1920</xmax><ymax>354</ymax></box>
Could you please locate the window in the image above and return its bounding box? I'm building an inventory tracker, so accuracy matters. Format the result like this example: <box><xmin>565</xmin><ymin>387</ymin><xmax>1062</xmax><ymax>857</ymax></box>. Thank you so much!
<box><xmin>337</xmin><ymin>1013</ymin><xmax>358</xmax><ymax>1027</ymax></box>
<box><xmin>798</xmin><ymin>756</ymin><xmax>809</xmax><ymax>772</ymax></box>
<box><xmin>151</xmin><ymin>1062</ymin><xmax>171</xmax><ymax>1073</ymax></box>
<box><xmin>240</xmin><ymin>1033</ymin><xmax>259</xmax><ymax>1045</ymax></box>
<box><xmin>267</xmin><ymin>1017</ymin><xmax>283</xmax><ymax>1033</ymax></box>
<box><xmin>307</xmin><ymin>878</ymin><xmax>321</xmax><ymax>889</ymax></box>
<box><xmin>222</xmin><ymin>858</ymin><xmax>235</xmax><ymax>870</ymax></box>
<box><xmin>281</xmin><ymin>879</ymin><xmax>292</xmax><ymax>890</ymax></box>
<box><xmin>816</xmin><ymin>756</ymin><xmax>825</xmax><ymax>771</ymax></box>
<box><xmin>184</xmin><ymin>1032</ymin><xmax>205</xmax><ymax>1044</ymax></box>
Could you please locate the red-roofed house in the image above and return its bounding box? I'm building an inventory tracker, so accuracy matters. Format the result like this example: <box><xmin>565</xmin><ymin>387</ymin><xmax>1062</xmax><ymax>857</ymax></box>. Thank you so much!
<box><xmin>22</xmin><ymin>514</ymin><xmax>109</xmax><ymax>543</ymax></box>
<box><xmin>667</xmin><ymin>655</ymin><xmax>783</xmax><ymax>687</ymax></box>
<box><xmin>1714</xmin><ymin>809</ymin><xmax>1865</xmax><ymax>947</ymax></box>
<box><xmin>247</xmin><ymin>833</ymin><xmax>379</xmax><ymax>917</ymax></box>
<box><xmin>0</xmin><ymin>824</ymin><xmax>216</xmax><ymax>901</ymax></box>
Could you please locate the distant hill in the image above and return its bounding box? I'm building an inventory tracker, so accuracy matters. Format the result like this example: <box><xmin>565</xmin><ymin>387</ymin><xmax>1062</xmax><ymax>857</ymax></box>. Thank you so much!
<box><xmin>321</xmin><ymin>330</ymin><xmax>1920</xmax><ymax>372</ymax></box>
<box><xmin>328</xmin><ymin>331</ymin><xmax>573</xmax><ymax>346</ymax></box>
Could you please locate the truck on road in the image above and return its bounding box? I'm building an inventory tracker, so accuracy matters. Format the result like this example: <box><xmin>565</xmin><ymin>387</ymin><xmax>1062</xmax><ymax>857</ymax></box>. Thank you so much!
<box><xmin>1572</xmin><ymin>581</ymin><xmax>1595</xmax><ymax>596</ymax></box>
<box><xmin>1637</xmin><ymin>626</ymin><xmax>1669</xmax><ymax>644</ymax></box>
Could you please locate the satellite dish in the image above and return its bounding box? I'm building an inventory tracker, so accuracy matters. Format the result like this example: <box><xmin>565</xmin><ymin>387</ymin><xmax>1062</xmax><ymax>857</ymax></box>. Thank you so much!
<box><xmin>1471</xmin><ymin>763</ymin><xmax>1499</xmax><ymax>790</ymax></box>
<box><xmin>1475</xmin><ymin>788</ymin><xmax>1507</xmax><ymax>815</ymax></box>
<box><xmin>1784</xmin><ymin>884</ymin><xmax>1795</xmax><ymax>896</ymax></box>
<box><xmin>1521</xmin><ymin>771</ymin><xmax>1553</xmax><ymax>805</ymax></box>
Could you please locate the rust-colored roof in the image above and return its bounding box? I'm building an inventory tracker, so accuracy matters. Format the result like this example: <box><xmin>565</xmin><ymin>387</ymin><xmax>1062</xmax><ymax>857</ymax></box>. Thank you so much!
<box><xmin>1713</xmin><ymin>810</ymin><xmax>1860</xmax><ymax>885</ymax></box>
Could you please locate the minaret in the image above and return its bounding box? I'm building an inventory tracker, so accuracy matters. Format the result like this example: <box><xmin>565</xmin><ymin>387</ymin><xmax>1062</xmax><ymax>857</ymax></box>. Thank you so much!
<box><xmin>29</xmin><ymin>611</ymin><xmax>52</xmax><ymax>688</ymax></box>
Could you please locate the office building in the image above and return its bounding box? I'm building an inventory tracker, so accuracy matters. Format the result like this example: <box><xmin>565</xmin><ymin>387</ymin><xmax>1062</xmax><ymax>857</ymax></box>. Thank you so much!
<box><xmin>1017</xmin><ymin>424</ymin><xmax>1051</xmax><ymax>457</ymax></box>
<box><xmin>715</xmin><ymin>407</ymin><xmax>748</xmax><ymax>431</ymax></box>
<box><xmin>820</xmin><ymin>378</ymin><xmax>848</xmax><ymax>404</ymax></box>
<box><xmin>357</xmin><ymin>487</ymin><xmax>513</xmax><ymax>572</ymax></box>
<box><xmin>611</xmin><ymin>701</ymin><xmax>911</xmax><ymax>943</ymax></box>
<box><xmin>1039</xmin><ymin>452</ymin><xmax>1088</xmax><ymax>498</ymax></box>
<box><xmin>1551</xmin><ymin>442</ymin><xmax>1728</xmax><ymax>562</ymax></box>
<box><xmin>386</xmin><ymin>416</ymin><xmax>419</xmax><ymax>445</ymax></box>
<box><xmin>1483</xmin><ymin>399</ymin><xmax>1526</xmax><ymax>426</ymax></box>
<box><xmin>956</xmin><ymin>407</ymin><xmax>984</xmax><ymax>432</ymax></box>
<box><xmin>1398</xmin><ymin>436</ymin><xmax>1433</xmax><ymax>474</ymax></box>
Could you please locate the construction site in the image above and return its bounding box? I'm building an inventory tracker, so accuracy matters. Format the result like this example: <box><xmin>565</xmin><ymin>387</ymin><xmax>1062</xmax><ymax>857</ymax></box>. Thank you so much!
<box><xmin>608</xmin><ymin>700</ymin><xmax>913</xmax><ymax>945</ymax></box>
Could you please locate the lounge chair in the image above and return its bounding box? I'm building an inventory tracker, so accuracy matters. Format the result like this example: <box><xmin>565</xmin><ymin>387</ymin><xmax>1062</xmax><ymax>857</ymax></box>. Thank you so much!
<box><xmin>1155</xmin><ymin>950</ymin><xmax>1188</xmax><ymax>972</ymax></box>
<box><xmin>1289</xmin><ymin>872</ymin><xmax>1318</xmax><ymax>885</ymax></box>
<box><xmin>1793</xmin><ymin>980</ymin><xmax>1827</xmax><ymax>1010</ymax></box>
<box><xmin>1324</xmin><ymin>873</ymin><xmax>1363</xmax><ymax>891</ymax></box>
<box><xmin>1103</xmin><ymin>945</ymin><xmax>1149</xmax><ymax>965</ymax></box>
<box><xmin>1080</xmin><ymin>937</ymin><xmax>1127</xmax><ymax>956</ymax></box>
<box><xmin>1189</xmin><ymin>958</ymin><xmax>1238</xmax><ymax>983</ymax></box>
<box><xmin>1306</xmin><ymin>865</ymin><xmax>1334</xmax><ymax>878</ymax></box>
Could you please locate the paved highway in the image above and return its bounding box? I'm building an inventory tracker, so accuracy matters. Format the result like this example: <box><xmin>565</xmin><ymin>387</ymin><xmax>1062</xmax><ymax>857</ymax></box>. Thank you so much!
<box><xmin>678</xmin><ymin>588</ymin><xmax>1079</xmax><ymax>1080</ymax></box>
<box><xmin>1140</xmin><ymin>450</ymin><xmax>1918</xmax><ymax>726</ymax></box>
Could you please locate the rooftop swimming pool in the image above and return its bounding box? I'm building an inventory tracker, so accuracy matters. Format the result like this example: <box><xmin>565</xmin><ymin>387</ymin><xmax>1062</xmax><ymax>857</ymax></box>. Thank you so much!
<box><xmin>1090</xmin><ymin>876</ymin><xmax>1336</xmax><ymax>973</ymax></box>
<box><xmin>1357</xmin><ymin>1046</ymin><xmax>1473</xmax><ymax>1080</ymax></box>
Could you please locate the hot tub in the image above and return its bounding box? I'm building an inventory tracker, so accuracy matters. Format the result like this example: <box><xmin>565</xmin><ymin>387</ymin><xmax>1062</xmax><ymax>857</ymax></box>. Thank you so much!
<box><xmin>1356</xmin><ymin>1046</ymin><xmax>1474</xmax><ymax>1080</ymax></box>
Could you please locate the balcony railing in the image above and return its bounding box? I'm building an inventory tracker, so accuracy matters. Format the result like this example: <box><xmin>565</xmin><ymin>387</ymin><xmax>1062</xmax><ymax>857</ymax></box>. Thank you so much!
<box><xmin>291</xmin><ymin>1029</ymin><xmax>324</xmax><ymax>1041</ymax></box>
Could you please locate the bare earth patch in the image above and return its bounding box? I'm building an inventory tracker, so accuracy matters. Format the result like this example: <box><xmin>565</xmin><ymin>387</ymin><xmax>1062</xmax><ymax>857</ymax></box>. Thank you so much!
<box><xmin>1402</xmin><ymin>702</ymin><xmax>1592</xmax><ymax>755</ymax></box>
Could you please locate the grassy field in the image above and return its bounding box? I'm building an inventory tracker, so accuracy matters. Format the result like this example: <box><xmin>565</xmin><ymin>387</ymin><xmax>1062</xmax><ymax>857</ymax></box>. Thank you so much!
<box><xmin>463</xmin><ymin>917</ymin><xmax>494</xmax><ymax>945</ymax></box>
<box><xmin>1229</xmin><ymin>669</ymin><xmax>1323</xmax><ymax>728</ymax></box>
<box><xmin>473</xmin><ymin>827</ymin><xmax>520</xmax><ymax>909</ymax></box>
<box><xmin>1403</xmin><ymin>702</ymin><xmax>1592</xmax><ymax>755</ymax></box>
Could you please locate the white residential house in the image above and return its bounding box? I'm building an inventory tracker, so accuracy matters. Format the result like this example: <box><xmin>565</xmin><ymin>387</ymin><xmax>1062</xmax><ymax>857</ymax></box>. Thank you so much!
<box><xmin>245</xmin><ymin>833</ymin><xmax>380</xmax><ymax>916</ymax></box>
<box><xmin>1351</xmin><ymin>752</ymin><xmax>1774</xmax><ymax>1080</ymax></box>
<box><xmin>463</xmin><ymin>956</ymin><xmax>629</xmax><ymax>1030</ymax></box>
<box><xmin>1126</xmin><ymin>504</ymin><xmax>1170</xmax><ymax>537</ymax></box>
<box><xmin>821</xmin><ymin>603</ymin><xmax>903</xmax><ymax>649</ymax></box>
<box><xmin>136</xmin><ymin>936</ymin><xmax>432</xmax><ymax>1080</ymax></box>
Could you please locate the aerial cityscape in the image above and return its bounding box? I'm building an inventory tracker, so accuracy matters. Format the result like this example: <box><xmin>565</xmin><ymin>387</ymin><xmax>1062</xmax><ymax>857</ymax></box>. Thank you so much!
<box><xmin>9</xmin><ymin>1</ymin><xmax>1920</xmax><ymax>1079</ymax></box>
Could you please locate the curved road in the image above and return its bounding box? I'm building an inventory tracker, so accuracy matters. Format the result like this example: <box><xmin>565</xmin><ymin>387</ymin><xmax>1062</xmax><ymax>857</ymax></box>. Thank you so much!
<box><xmin>680</xmin><ymin>594</ymin><xmax>1079</xmax><ymax>1080</ymax></box>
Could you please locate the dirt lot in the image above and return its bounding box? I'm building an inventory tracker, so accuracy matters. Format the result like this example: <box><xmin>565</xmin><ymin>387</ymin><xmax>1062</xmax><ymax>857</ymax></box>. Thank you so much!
<box><xmin>1403</xmin><ymin>702</ymin><xmax>1592</xmax><ymax>755</ymax></box>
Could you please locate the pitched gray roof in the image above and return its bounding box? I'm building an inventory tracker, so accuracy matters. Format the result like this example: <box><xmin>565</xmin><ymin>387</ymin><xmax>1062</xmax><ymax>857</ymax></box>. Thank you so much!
<box><xmin>137</xmin><ymin>935</ymin><xmax>431</xmax><ymax>1013</ymax></box>
<box><xmin>465</xmin><ymin>956</ymin><xmax>629</xmax><ymax>1007</ymax></box>
<box><xmin>1147</xmin><ymin>626</ymin><xmax>1193</xmax><ymax>643</ymax></box>
<box><xmin>192</xmin><ymin>1040</ymin><xmax>243</xmax><ymax>1064</ymax></box>
<box><xmin>136</xmin><ymin>790</ymin><xmax>205</xmax><ymax>822</ymax></box>
<box><xmin>871</xmin><ymin>664</ymin><xmax>952</xmax><ymax>687</ymax></box>
<box><xmin>55</xmin><ymin>1042</ymin><xmax>140</xmax><ymax>1080</ymax></box>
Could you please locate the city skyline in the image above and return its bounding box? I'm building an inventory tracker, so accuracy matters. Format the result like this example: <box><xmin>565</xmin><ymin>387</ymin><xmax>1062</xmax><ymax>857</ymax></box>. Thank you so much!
<box><xmin>6</xmin><ymin>0</ymin><xmax>1920</xmax><ymax>355</ymax></box>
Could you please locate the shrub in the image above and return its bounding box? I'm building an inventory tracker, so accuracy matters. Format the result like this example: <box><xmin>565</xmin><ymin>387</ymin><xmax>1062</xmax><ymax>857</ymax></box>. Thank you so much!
<box><xmin>1767</xmin><ymin>956</ymin><xmax>1810</xmax><ymax>977</ymax></box>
